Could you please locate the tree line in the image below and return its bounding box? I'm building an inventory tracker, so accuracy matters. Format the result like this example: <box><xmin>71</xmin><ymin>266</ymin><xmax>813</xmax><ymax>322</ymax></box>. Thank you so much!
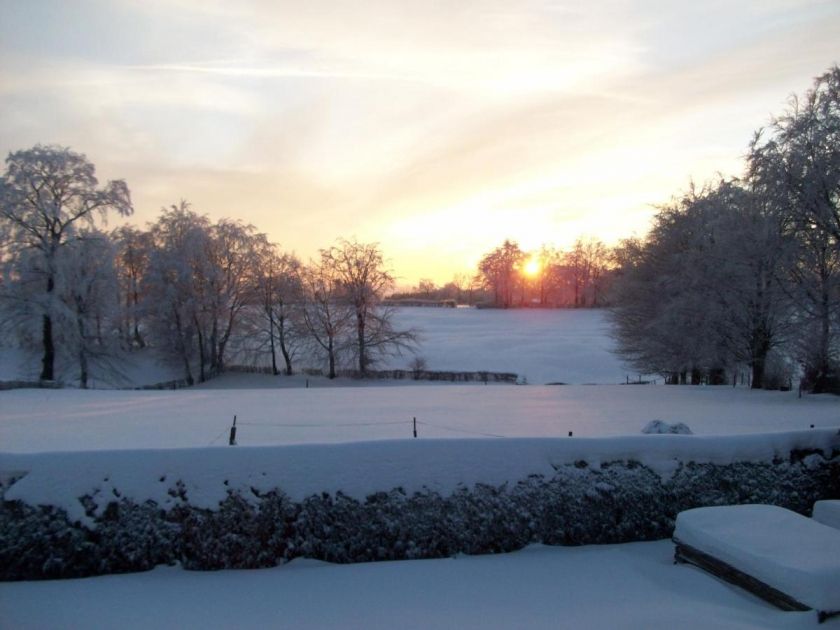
<box><xmin>391</xmin><ymin>237</ymin><xmax>615</xmax><ymax>308</ymax></box>
<box><xmin>0</xmin><ymin>157</ymin><xmax>414</xmax><ymax>387</ymax></box>
<box><xmin>611</xmin><ymin>66</ymin><xmax>840</xmax><ymax>393</ymax></box>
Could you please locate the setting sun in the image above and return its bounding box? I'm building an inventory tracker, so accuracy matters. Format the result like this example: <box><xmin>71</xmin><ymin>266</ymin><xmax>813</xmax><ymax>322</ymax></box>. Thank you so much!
<box><xmin>524</xmin><ymin>258</ymin><xmax>541</xmax><ymax>277</ymax></box>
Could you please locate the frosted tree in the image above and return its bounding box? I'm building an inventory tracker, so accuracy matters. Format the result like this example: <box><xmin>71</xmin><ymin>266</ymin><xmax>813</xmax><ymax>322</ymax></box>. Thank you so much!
<box><xmin>203</xmin><ymin>219</ymin><xmax>265</xmax><ymax>372</ymax></box>
<box><xmin>300</xmin><ymin>251</ymin><xmax>354</xmax><ymax>378</ymax></box>
<box><xmin>56</xmin><ymin>232</ymin><xmax>120</xmax><ymax>388</ymax></box>
<box><xmin>749</xmin><ymin>66</ymin><xmax>840</xmax><ymax>391</ymax></box>
<box><xmin>322</xmin><ymin>238</ymin><xmax>416</xmax><ymax>374</ymax></box>
<box><xmin>0</xmin><ymin>145</ymin><xmax>132</xmax><ymax>380</ymax></box>
<box><xmin>611</xmin><ymin>180</ymin><xmax>794</xmax><ymax>388</ymax></box>
<box><xmin>250</xmin><ymin>243</ymin><xmax>304</xmax><ymax>375</ymax></box>
<box><xmin>144</xmin><ymin>203</ymin><xmax>211</xmax><ymax>384</ymax></box>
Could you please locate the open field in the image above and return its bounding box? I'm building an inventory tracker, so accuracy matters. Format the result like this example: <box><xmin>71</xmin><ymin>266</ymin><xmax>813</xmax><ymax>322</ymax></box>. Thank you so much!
<box><xmin>1</xmin><ymin>380</ymin><xmax>838</xmax><ymax>452</ymax></box>
<box><xmin>385</xmin><ymin>307</ymin><xmax>627</xmax><ymax>384</ymax></box>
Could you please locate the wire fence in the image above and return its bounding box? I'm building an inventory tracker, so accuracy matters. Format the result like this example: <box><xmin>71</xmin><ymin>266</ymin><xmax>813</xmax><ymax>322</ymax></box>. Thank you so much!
<box><xmin>207</xmin><ymin>416</ymin><xmax>510</xmax><ymax>446</ymax></box>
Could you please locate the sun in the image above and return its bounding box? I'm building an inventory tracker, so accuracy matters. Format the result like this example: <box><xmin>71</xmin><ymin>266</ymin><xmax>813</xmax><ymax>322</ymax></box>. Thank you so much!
<box><xmin>523</xmin><ymin>257</ymin><xmax>541</xmax><ymax>277</ymax></box>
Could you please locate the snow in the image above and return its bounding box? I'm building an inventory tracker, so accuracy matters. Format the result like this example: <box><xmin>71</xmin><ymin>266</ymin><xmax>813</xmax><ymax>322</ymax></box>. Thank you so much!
<box><xmin>814</xmin><ymin>501</ymin><xmax>840</xmax><ymax>531</ymax></box>
<box><xmin>1</xmin><ymin>308</ymin><xmax>630</xmax><ymax>388</ymax></box>
<box><xmin>1</xmin><ymin>382</ymin><xmax>838</xmax><ymax>453</ymax></box>
<box><xmin>674</xmin><ymin>505</ymin><xmax>840</xmax><ymax>612</ymax></box>
<box><xmin>3</xmin><ymin>430</ymin><xmax>837</xmax><ymax>525</ymax></box>
<box><xmin>386</xmin><ymin>307</ymin><xmax>628</xmax><ymax>384</ymax></box>
<box><xmin>642</xmin><ymin>419</ymin><xmax>693</xmax><ymax>434</ymax></box>
<box><xmin>0</xmin><ymin>540</ymin><xmax>833</xmax><ymax>629</ymax></box>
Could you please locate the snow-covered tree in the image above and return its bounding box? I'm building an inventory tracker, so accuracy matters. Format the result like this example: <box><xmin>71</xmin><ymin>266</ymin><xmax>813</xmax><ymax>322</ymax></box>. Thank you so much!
<box><xmin>55</xmin><ymin>232</ymin><xmax>120</xmax><ymax>388</ymax></box>
<box><xmin>0</xmin><ymin>145</ymin><xmax>132</xmax><ymax>380</ymax></box>
<box><xmin>248</xmin><ymin>243</ymin><xmax>305</xmax><ymax>375</ymax></box>
<box><xmin>144</xmin><ymin>203</ymin><xmax>210</xmax><ymax>384</ymax></box>
<box><xmin>749</xmin><ymin>66</ymin><xmax>840</xmax><ymax>392</ymax></box>
<box><xmin>112</xmin><ymin>225</ymin><xmax>151</xmax><ymax>349</ymax></box>
<box><xmin>300</xmin><ymin>251</ymin><xmax>354</xmax><ymax>379</ymax></box>
<box><xmin>611</xmin><ymin>180</ymin><xmax>795</xmax><ymax>388</ymax></box>
<box><xmin>321</xmin><ymin>238</ymin><xmax>416</xmax><ymax>374</ymax></box>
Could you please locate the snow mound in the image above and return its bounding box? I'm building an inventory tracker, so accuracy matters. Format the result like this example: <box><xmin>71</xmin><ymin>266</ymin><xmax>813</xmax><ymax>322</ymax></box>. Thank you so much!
<box><xmin>674</xmin><ymin>504</ymin><xmax>840</xmax><ymax>612</ymax></box>
<box><xmin>642</xmin><ymin>420</ymin><xmax>693</xmax><ymax>435</ymax></box>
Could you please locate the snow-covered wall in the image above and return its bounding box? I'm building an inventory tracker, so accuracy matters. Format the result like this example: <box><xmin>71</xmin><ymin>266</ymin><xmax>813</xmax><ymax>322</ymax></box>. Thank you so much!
<box><xmin>1</xmin><ymin>430</ymin><xmax>838</xmax><ymax>580</ymax></box>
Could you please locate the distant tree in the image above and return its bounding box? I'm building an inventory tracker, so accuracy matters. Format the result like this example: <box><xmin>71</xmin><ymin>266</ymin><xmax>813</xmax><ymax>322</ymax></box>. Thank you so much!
<box><xmin>477</xmin><ymin>240</ymin><xmax>524</xmax><ymax>308</ymax></box>
<box><xmin>112</xmin><ymin>225</ymin><xmax>151</xmax><ymax>349</ymax></box>
<box><xmin>416</xmin><ymin>278</ymin><xmax>436</xmax><ymax>298</ymax></box>
<box><xmin>322</xmin><ymin>239</ymin><xmax>416</xmax><ymax>374</ymax></box>
<box><xmin>0</xmin><ymin>145</ymin><xmax>132</xmax><ymax>380</ymax></box>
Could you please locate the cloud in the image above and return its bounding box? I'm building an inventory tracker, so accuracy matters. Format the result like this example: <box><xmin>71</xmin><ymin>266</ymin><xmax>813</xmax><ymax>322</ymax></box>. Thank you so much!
<box><xmin>1</xmin><ymin>0</ymin><xmax>838</xmax><ymax>282</ymax></box>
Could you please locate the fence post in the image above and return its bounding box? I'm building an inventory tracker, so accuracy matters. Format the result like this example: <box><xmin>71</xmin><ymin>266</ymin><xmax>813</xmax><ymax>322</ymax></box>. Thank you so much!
<box><xmin>229</xmin><ymin>415</ymin><xmax>237</xmax><ymax>446</ymax></box>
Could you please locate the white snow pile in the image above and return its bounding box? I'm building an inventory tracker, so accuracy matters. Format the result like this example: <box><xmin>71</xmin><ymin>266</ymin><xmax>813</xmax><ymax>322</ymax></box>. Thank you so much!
<box><xmin>674</xmin><ymin>504</ymin><xmax>840</xmax><ymax>612</ymax></box>
<box><xmin>2</xmin><ymin>429</ymin><xmax>837</xmax><ymax>526</ymax></box>
<box><xmin>813</xmin><ymin>500</ymin><xmax>840</xmax><ymax>531</ymax></box>
<box><xmin>642</xmin><ymin>419</ymin><xmax>693</xmax><ymax>435</ymax></box>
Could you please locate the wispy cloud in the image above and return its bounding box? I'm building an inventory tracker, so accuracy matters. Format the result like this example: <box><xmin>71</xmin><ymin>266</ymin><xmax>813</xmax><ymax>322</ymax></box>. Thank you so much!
<box><xmin>1</xmin><ymin>0</ymin><xmax>838</xmax><ymax>282</ymax></box>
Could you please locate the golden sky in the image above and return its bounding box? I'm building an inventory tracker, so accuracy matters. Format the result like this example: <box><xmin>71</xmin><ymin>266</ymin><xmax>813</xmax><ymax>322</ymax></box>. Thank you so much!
<box><xmin>1</xmin><ymin>0</ymin><xmax>839</xmax><ymax>284</ymax></box>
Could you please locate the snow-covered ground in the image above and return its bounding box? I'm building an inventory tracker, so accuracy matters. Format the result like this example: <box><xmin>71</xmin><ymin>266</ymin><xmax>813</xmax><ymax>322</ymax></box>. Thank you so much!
<box><xmin>386</xmin><ymin>307</ymin><xmax>627</xmax><ymax>384</ymax></box>
<box><xmin>1</xmin><ymin>381</ymin><xmax>837</xmax><ymax>452</ymax></box>
<box><xmin>0</xmin><ymin>308</ymin><xmax>631</xmax><ymax>388</ymax></box>
<box><xmin>2</xmin><ymin>308</ymin><xmax>838</xmax><ymax>628</ymax></box>
<box><xmin>1</xmin><ymin>540</ymin><xmax>835</xmax><ymax>629</ymax></box>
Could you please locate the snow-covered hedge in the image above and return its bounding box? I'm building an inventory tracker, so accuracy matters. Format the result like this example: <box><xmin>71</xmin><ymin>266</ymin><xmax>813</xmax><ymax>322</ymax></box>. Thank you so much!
<box><xmin>1</xmin><ymin>431</ymin><xmax>838</xmax><ymax>580</ymax></box>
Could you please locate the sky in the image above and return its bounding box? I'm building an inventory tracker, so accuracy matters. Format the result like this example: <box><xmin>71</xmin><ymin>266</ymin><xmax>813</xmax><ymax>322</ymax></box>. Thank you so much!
<box><xmin>1</xmin><ymin>1</ymin><xmax>839</xmax><ymax>285</ymax></box>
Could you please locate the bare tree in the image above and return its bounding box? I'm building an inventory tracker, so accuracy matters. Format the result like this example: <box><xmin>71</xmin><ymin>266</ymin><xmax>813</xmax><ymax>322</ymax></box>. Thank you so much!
<box><xmin>322</xmin><ymin>238</ymin><xmax>416</xmax><ymax>374</ymax></box>
<box><xmin>300</xmin><ymin>252</ymin><xmax>353</xmax><ymax>378</ymax></box>
<box><xmin>252</xmin><ymin>243</ymin><xmax>304</xmax><ymax>375</ymax></box>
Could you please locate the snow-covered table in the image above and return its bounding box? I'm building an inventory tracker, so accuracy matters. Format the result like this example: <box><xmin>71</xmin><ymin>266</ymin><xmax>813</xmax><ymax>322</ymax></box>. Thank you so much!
<box><xmin>673</xmin><ymin>504</ymin><xmax>840</xmax><ymax>623</ymax></box>
<box><xmin>813</xmin><ymin>501</ymin><xmax>840</xmax><ymax>531</ymax></box>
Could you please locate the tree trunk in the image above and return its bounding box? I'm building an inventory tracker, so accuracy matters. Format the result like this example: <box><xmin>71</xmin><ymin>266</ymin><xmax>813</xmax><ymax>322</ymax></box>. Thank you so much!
<box><xmin>327</xmin><ymin>337</ymin><xmax>336</xmax><ymax>379</ymax></box>
<box><xmin>268</xmin><ymin>309</ymin><xmax>278</xmax><ymax>376</ymax></box>
<box><xmin>78</xmin><ymin>316</ymin><xmax>88</xmax><ymax>389</ymax></box>
<box><xmin>812</xmin><ymin>277</ymin><xmax>833</xmax><ymax>393</ymax></box>
<box><xmin>40</xmin><ymin>274</ymin><xmax>55</xmax><ymax>381</ymax></box>
<box><xmin>357</xmin><ymin>311</ymin><xmax>367</xmax><ymax>374</ymax></box>
<box><xmin>278</xmin><ymin>316</ymin><xmax>293</xmax><ymax>376</ymax></box>
<box><xmin>196</xmin><ymin>325</ymin><xmax>206</xmax><ymax>383</ymax></box>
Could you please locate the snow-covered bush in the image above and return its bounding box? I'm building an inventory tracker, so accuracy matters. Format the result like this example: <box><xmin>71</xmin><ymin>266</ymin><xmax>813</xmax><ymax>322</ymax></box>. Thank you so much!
<box><xmin>2</xmin><ymin>450</ymin><xmax>837</xmax><ymax>580</ymax></box>
<box><xmin>641</xmin><ymin>420</ymin><xmax>693</xmax><ymax>435</ymax></box>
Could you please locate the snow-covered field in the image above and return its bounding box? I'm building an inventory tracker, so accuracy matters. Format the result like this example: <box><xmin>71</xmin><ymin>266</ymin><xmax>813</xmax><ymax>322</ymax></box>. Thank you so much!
<box><xmin>1</xmin><ymin>541</ymin><xmax>835</xmax><ymax>629</ymax></box>
<box><xmin>0</xmin><ymin>307</ymin><xmax>629</xmax><ymax>387</ymax></box>
<box><xmin>2</xmin><ymin>308</ymin><xmax>839</xmax><ymax>628</ymax></box>
<box><xmin>2</xmin><ymin>381</ymin><xmax>838</xmax><ymax>452</ymax></box>
<box><xmin>385</xmin><ymin>307</ymin><xmax>627</xmax><ymax>384</ymax></box>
